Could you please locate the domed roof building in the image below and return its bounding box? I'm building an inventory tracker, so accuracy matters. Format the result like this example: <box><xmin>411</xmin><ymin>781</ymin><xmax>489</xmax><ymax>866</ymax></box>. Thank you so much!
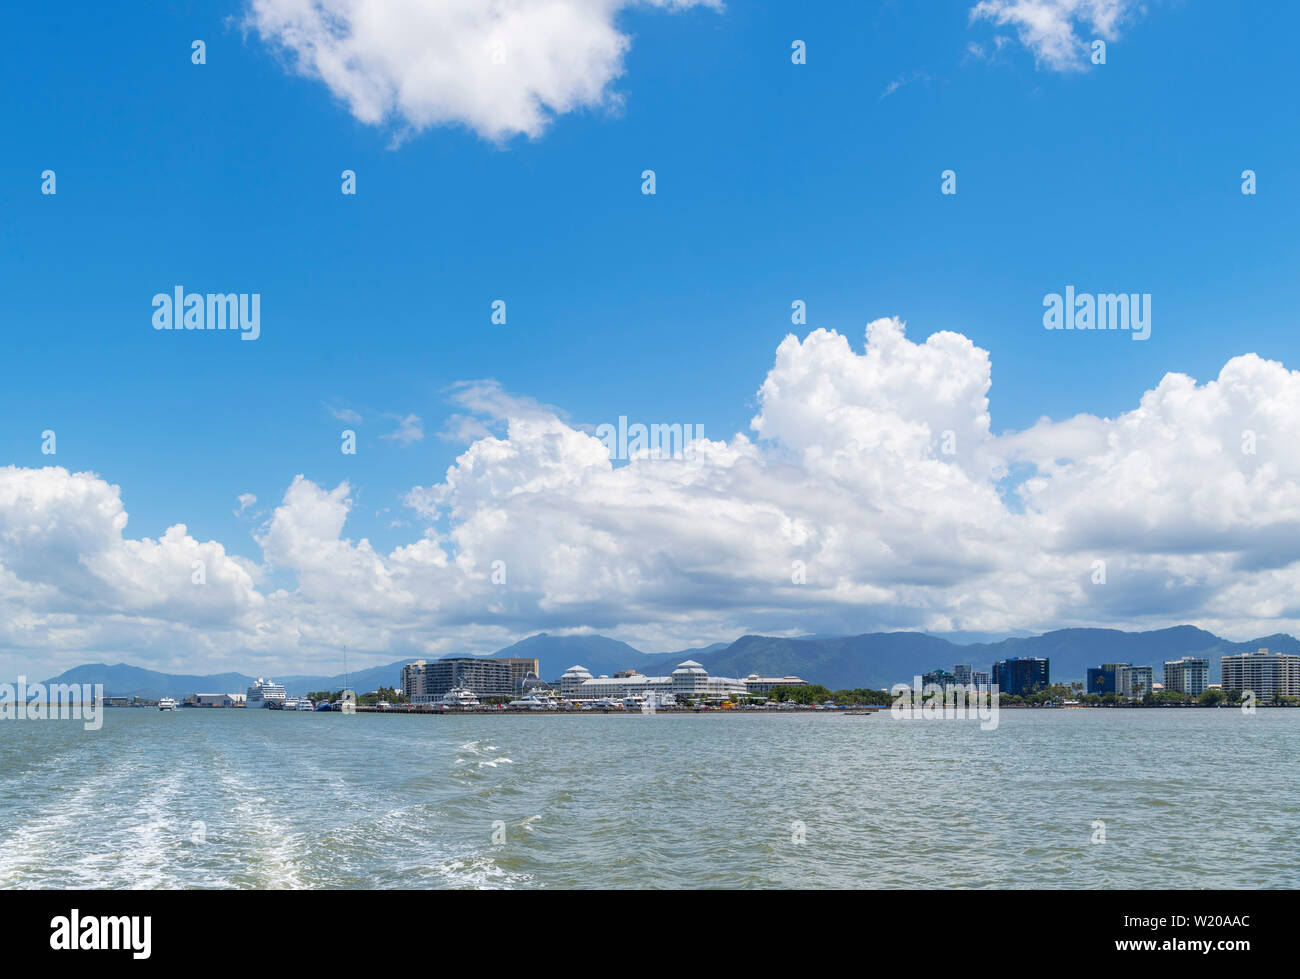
<box><xmin>560</xmin><ymin>659</ymin><xmax>806</xmax><ymax>705</ymax></box>
<box><xmin>560</xmin><ymin>664</ymin><xmax>594</xmax><ymax>697</ymax></box>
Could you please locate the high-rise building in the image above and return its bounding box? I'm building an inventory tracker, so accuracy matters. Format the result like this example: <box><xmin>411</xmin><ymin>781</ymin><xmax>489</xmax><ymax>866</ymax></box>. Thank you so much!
<box><xmin>922</xmin><ymin>668</ymin><xmax>958</xmax><ymax>688</ymax></box>
<box><xmin>1086</xmin><ymin>663</ymin><xmax>1128</xmax><ymax>696</ymax></box>
<box><xmin>1163</xmin><ymin>656</ymin><xmax>1209</xmax><ymax>696</ymax></box>
<box><xmin>1116</xmin><ymin>665</ymin><xmax>1154</xmax><ymax>698</ymax></box>
<box><xmin>953</xmin><ymin>665</ymin><xmax>973</xmax><ymax>685</ymax></box>
<box><xmin>992</xmin><ymin>657</ymin><xmax>1049</xmax><ymax>696</ymax></box>
<box><xmin>401</xmin><ymin>660</ymin><xmax>429</xmax><ymax>699</ymax></box>
<box><xmin>499</xmin><ymin>657</ymin><xmax>542</xmax><ymax>693</ymax></box>
<box><xmin>1220</xmin><ymin>649</ymin><xmax>1300</xmax><ymax>699</ymax></box>
<box><xmin>401</xmin><ymin>657</ymin><xmax>516</xmax><ymax>701</ymax></box>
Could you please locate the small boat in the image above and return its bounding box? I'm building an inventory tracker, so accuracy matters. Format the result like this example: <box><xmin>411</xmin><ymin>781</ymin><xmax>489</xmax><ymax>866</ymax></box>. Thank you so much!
<box><xmin>158</xmin><ymin>697</ymin><xmax>178</xmax><ymax>711</ymax></box>
<box><xmin>314</xmin><ymin>700</ymin><xmax>335</xmax><ymax>712</ymax></box>
<box><xmin>296</xmin><ymin>699</ymin><xmax>315</xmax><ymax>711</ymax></box>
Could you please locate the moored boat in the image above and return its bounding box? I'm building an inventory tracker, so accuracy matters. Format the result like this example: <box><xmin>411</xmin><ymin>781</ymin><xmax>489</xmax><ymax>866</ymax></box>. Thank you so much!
<box><xmin>440</xmin><ymin>685</ymin><xmax>479</xmax><ymax>710</ymax></box>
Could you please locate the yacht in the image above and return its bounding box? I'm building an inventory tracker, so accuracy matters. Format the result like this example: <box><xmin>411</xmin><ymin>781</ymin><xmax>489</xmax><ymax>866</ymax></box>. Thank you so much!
<box><xmin>314</xmin><ymin>699</ymin><xmax>335</xmax><ymax>712</ymax></box>
<box><xmin>440</xmin><ymin>686</ymin><xmax>479</xmax><ymax>709</ymax></box>
<box><xmin>158</xmin><ymin>697</ymin><xmax>178</xmax><ymax>711</ymax></box>
<box><xmin>296</xmin><ymin>698</ymin><xmax>315</xmax><ymax>711</ymax></box>
<box><xmin>246</xmin><ymin>678</ymin><xmax>288</xmax><ymax>709</ymax></box>
<box><xmin>507</xmin><ymin>692</ymin><xmax>555</xmax><ymax>710</ymax></box>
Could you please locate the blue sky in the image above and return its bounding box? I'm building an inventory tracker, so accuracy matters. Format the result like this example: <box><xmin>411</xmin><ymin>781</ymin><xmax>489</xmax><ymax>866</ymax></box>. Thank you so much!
<box><xmin>3</xmin><ymin>1</ymin><xmax>1300</xmax><ymax>675</ymax></box>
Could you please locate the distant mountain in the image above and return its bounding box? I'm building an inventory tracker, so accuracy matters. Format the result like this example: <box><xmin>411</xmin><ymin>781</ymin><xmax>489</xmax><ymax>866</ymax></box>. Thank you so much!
<box><xmin>39</xmin><ymin>663</ymin><xmax>257</xmax><ymax>701</ymax></box>
<box><xmin>41</xmin><ymin>661</ymin><xmax>411</xmax><ymax>699</ymax></box>
<box><xmin>960</xmin><ymin>626</ymin><xmax>1229</xmax><ymax>683</ymax></box>
<box><xmin>682</xmin><ymin>627</ymin><xmax>1300</xmax><ymax>689</ymax></box>
<box><xmin>278</xmin><ymin>661</ymin><xmax>409</xmax><ymax>694</ymax></box>
<box><xmin>35</xmin><ymin>627</ymin><xmax>1300</xmax><ymax>699</ymax></box>
<box><xmin>687</xmin><ymin>632</ymin><xmax>961</xmax><ymax>691</ymax></box>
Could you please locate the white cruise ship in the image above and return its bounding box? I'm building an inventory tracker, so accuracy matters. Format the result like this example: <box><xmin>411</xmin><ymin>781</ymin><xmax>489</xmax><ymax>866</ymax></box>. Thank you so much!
<box><xmin>246</xmin><ymin>678</ymin><xmax>287</xmax><ymax>709</ymax></box>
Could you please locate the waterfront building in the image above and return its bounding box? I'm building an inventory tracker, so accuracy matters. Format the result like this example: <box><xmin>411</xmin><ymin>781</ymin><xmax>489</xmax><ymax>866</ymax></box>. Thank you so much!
<box><xmin>400</xmin><ymin>660</ymin><xmax>427</xmax><ymax>699</ymax></box>
<box><xmin>972</xmin><ymin>670</ymin><xmax>991</xmax><ymax>687</ymax></box>
<box><xmin>1220</xmin><ymin>649</ymin><xmax>1300</xmax><ymax>699</ymax></box>
<box><xmin>401</xmin><ymin>657</ymin><xmax>516</xmax><ymax>702</ymax></box>
<box><xmin>922</xmin><ymin>668</ymin><xmax>958</xmax><ymax>688</ymax></box>
<box><xmin>561</xmin><ymin>660</ymin><xmax>759</xmax><ymax>703</ymax></box>
<box><xmin>500</xmin><ymin>657</ymin><xmax>542</xmax><ymax>693</ymax></box>
<box><xmin>1163</xmin><ymin>656</ymin><xmax>1209</xmax><ymax>696</ymax></box>
<box><xmin>1086</xmin><ymin>663</ymin><xmax>1128</xmax><ymax>696</ymax></box>
<box><xmin>1116</xmin><ymin>665</ymin><xmax>1154</xmax><ymax>698</ymax></box>
<box><xmin>560</xmin><ymin>664</ymin><xmax>595</xmax><ymax>698</ymax></box>
<box><xmin>992</xmin><ymin>657</ymin><xmax>1050</xmax><ymax>696</ymax></box>
<box><xmin>191</xmin><ymin>693</ymin><xmax>240</xmax><ymax>708</ymax></box>
<box><xmin>953</xmin><ymin>665</ymin><xmax>973</xmax><ymax>685</ymax></box>
<box><xmin>742</xmin><ymin>674</ymin><xmax>809</xmax><ymax>694</ymax></box>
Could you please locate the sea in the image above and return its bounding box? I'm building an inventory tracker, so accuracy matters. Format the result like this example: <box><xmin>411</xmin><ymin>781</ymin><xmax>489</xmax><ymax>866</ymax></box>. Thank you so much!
<box><xmin>1</xmin><ymin>708</ymin><xmax>1295</xmax><ymax>888</ymax></box>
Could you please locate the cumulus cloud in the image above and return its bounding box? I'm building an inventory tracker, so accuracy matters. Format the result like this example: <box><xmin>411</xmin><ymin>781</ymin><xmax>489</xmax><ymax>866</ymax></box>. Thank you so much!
<box><xmin>245</xmin><ymin>0</ymin><xmax>721</xmax><ymax>141</ymax></box>
<box><xmin>970</xmin><ymin>0</ymin><xmax>1136</xmax><ymax>71</ymax></box>
<box><xmin>6</xmin><ymin>319</ymin><xmax>1300</xmax><ymax>676</ymax></box>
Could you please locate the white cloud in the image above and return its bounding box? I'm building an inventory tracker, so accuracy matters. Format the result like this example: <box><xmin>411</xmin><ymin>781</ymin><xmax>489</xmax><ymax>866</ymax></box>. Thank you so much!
<box><xmin>328</xmin><ymin>405</ymin><xmax>362</xmax><ymax>425</ymax></box>
<box><xmin>7</xmin><ymin>321</ymin><xmax>1300</xmax><ymax>676</ymax></box>
<box><xmin>382</xmin><ymin>413</ymin><xmax>425</xmax><ymax>446</ymax></box>
<box><xmin>970</xmin><ymin>0</ymin><xmax>1135</xmax><ymax>71</ymax></box>
<box><xmin>245</xmin><ymin>0</ymin><xmax>721</xmax><ymax>142</ymax></box>
<box><xmin>235</xmin><ymin>493</ymin><xmax>258</xmax><ymax>516</ymax></box>
<box><xmin>880</xmin><ymin>70</ymin><xmax>931</xmax><ymax>101</ymax></box>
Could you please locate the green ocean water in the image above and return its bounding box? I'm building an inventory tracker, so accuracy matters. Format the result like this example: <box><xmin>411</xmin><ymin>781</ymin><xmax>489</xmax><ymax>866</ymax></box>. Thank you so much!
<box><xmin>1</xmin><ymin>708</ymin><xmax>1294</xmax><ymax>888</ymax></box>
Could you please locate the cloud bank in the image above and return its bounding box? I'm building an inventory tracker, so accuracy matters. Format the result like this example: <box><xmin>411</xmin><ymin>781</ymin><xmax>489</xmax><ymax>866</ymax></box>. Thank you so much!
<box><xmin>6</xmin><ymin>318</ymin><xmax>1300</xmax><ymax>675</ymax></box>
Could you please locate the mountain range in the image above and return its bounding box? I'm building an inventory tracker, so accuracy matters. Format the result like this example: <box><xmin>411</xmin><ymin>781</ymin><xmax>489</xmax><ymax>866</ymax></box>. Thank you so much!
<box><xmin>36</xmin><ymin>626</ymin><xmax>1298</xmax><ymax>699</ymax></box>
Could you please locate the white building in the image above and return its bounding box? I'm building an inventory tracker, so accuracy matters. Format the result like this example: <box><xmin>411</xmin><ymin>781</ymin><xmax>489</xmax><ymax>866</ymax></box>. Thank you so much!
<box><xmin>1221</xmin><ymin>649</ymin><xmax>1300</xmax><ymax>699</ymax></box>
<box><xmin>1163</xmin><ymin>656</ymin><xmax>1209</xmax><ymax>696</ymax></box>
<box><xmin>192</xmin><ymin>692</ymin><xmax>240</xmax><ymax>707</ymax></box>
<box><xmin>564</xmin><ymin>660</ymin><xmax>753</xmax><ymax>703</ymax></box>
<box><xmin>1116</xmin><ymin>665</ymin><xmax>1154</xmax><ymax>698</ymax></box>
<box><xmin>742</xmin><ymin>673</ymin><xmax>810</xmax><ymax>695</ymax></box>
<box><xmin>560</xmin><ymin>664</ymin><xmax>595</xmax><ymax>698</ymax></box>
